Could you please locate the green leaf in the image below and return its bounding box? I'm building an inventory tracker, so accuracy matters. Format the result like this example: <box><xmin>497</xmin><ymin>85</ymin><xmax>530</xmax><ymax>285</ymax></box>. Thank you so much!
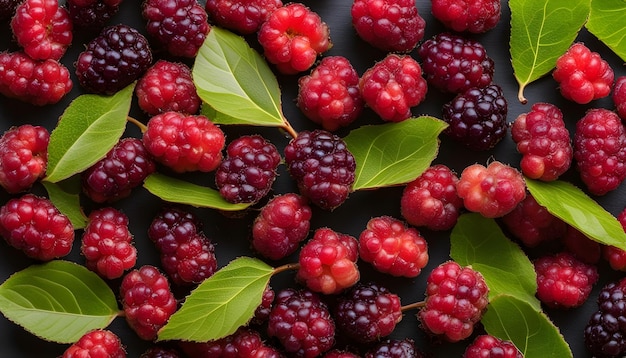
<box><xmin>510</xmin><ymin>0</ymin><xmax>590</xmax><ymax>103</ymax></box>
<box><xmin>45</xmin><ymin>83</ymin><xmax>135</xmax><ymax>183</ymax></box>
<box><xmin>158</xmin><ymin>257</ymin><xmax>274</xmax><ymax>342</ymax></box>
<box><xmin>143</xmin><ymin>173</ymin><xmax>251</xmax><ymax>211</ymax></box>
<box><xmin>483</xmin><ymin>295</ymin><xmax>572</xmax><ymax>358</ymax></box>
<box><xmin>450</xmin><ymin>213</ymin><xmax>540</xmax><ymax>311</ymax></box>
<box><xmin>586</xmin><ymin>0</ymin><xmax>626</xmax><ymax>61</ymax></box>
<box><xmin>526</xmin><ymin>178</ymin><xmax>626</xmax><ymax>250</ymax></box>
<box><xmin>0</xmin><ymin>260</ymin><xmax>119</xmax><ymax>344</ymax></box>
<box><xmin>42</xmin><ymin>180</ymin><xmax>88</xmax><ymax>229</ymax></box>
<box><xmin>193</xmin><ymin>27</ymin><xmax>285</xmax><ymax>127</ymax></box>
<box><xmin>343</xmin><ymin>117</ymin><xmax>447</xmax><ymax>191</ymax></box>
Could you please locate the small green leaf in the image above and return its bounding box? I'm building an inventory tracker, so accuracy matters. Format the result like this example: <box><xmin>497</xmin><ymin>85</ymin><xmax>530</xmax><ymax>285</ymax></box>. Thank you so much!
<box><xmin>0</xmin><ymin>260</ymin><xmax>119</xmax><ymax>344</ymax></box>
<box><xmin>143</xmin><ymin>173</ymin><xmax>251</xmax><ymax>211</ymax></box>
<box><xmin>343</xmin><ymin>116</ymin><xmax>447</xmax><ymax>191</ymax></box>
<box><xmin>45</xmin><ymin>83</ymin><xmax>135</xmax><ymax>183</ymax></box>
<box><xmin>526</xmin><ymin>178</ymin><xmax>626</xmax><ymax>250</ymax></box>
<box><xmin>193</xmin><ymin>27</ymin><xmax>285</xmax><ymax>127</ymax></box>
<box><xmin>510</xmin><ymin>0</ymin><xmax>590</xmax><ymax>103</ymax></box>
<box><xmin>42</xmin><ymin>180</ymin><xmax>88</xmax><ymax>229</ymax></box>
<box><xmin>586</xmin><ymin>0</ymin><xmax>626</xmax><ymax>61</ymax></box>
<box><xmin>158</xmin><ymin>257</ymin><xmax>274</xmax><ymax>342</ymax></box>
<box><xmin>483</xmin><ymin>295</ymin><xmax>572</xmax><ymax>358</ymax></box>
<box><xmin>450</xmin><ymin>213</ymin><xmax>540</xmax><ymax>311</ymax></box>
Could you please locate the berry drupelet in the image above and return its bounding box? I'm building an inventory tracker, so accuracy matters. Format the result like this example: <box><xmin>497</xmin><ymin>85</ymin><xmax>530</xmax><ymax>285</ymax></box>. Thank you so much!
<box><xmin>0</xmin><ymin>124</ymin><xmax>49</xmax><ymax>194</ymax></box>
<box><xmin>62</xmin><ymin>329</ymin><xmax>126</xmax><ymax>358</ymax></box>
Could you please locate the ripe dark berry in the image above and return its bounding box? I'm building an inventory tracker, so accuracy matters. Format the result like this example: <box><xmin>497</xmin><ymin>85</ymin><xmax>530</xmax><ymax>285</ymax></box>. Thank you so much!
<box><xmin>323</xmin><ymin>350</ymin><xmax>359</xmax><ymax>358</ymax></box>
<box><xmin>0</xmin><ymin>0</ymin><xmax>20</xmax><ymax>21</ymax></box>
<box><xmin>0</xmin><ymin>125</ymin><xmax>49</xmax><ymax>194</ymax></box>
<box><xmin>584</xmin><ymin>278</ymin><xmax>626</xmax><ymax>357</ymax></box>
<box><xmin>205</xmin><ymin>0</ymin><xmax>283</xmax><ymax>35</ymax></box>
<box><xmin>62</xmin><ymin>329</ymin><xmax>126</xmax><ymax>358</ymax></box>
<box><xmin>431</xmin><ymin>0</ymin><xmax>501</xmax><ymax>33</ymax></box>
<box><xmin>364</xmin><ymin>338</ymin><xmax>424</xmax><ymax>358</ymax></box>
<box><xmin>463</xmin><ymin>334</ymin><xmax>522</xmax><ymax>358</ymax></box>
<box><xmin>284</xmin><ymin>129</ymin><xmax>356</xmax><ymax>210</ymax></box>
<box><xmin>613</xmin><ymin>76</ymin><xmax>626</xmax><ymax>121</ymax></box>
<box><xmin>215</xmin><ymin>135</ymin><xmax>281</xmax><ymax>204</ymax></box>
<box><xmin>140</xmin><ymin>346</ymin><xmax>181</xmax><ymax>358</ymax></box>
<box><xmin>67</xmin><ymin>0</ymin><xmax>123</xmax><ymax>30</ymax></box>
<box><xmin>180</xmin><ymin>327</ymin><xmax>282</xmax><ymax>357</ymax></box>
<box><xmin>252</xmin><ymin>285</ymin><xmax>275</xmax><ymax>325</ymax></box>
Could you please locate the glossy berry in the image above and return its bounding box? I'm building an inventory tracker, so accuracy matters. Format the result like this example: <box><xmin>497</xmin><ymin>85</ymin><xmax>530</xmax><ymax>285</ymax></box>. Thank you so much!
<box><xmin>511</xmin><ymin>102</ymin><xmax>573</xmax><ymax>181</ymax></box>
<box><xmin>205</xmin><ymin>0</ymin><xmax>283</xmax><ymax>34</ymax></box>
<box><xmin>180</xmin><ymin>327</ymin><xmax>283</xmax><ymax>357</ymax></box>
<box><xmin>82</xmin><ymin>137</ymin><xmax>156</xmax><ymax>203</ymax></box>
<box><xmin>136</xmin><ymin>60</ymin><xmax>201</xmax><ymax>116</ymax></box>
<box><xmin>364</xmin><ymin>338</ymin><xmax>423</xmax><ymax>358</ymax></box>
<box><xmin>613</xmin><ymin>76</ymin><xmax>626</xmax><ymax>121</ymax></box>
<box><xmin>0</xmin><ymin>125</ymin><xmax>49</xmax><ymax>194</ymax></box>
<box><xmin>431</xmin><ymin>0</ymin><xmax>501</xmax><ymax>33</ymax></box>
<box><xmin>143</xmin><ymin>0</ymin><xmax>210</xmax><ymax>58</ymax></box>
<box><xmin>284</xmin><ymin>129</ymin><xmax>356</xmax><ymax>210</ymax></box>
<box><xmin>574</xmin><ymin>108</ymin><xmax>626</xmax><ymax>196</ymax></box>
<box><xmin>143</xmin><ymin>111</ymin><xmax>225</xmax><ymax>173</ymax></box>
<box><xmin>81</xmin><ymin>207</ymin><xmax>137</xmax><ymax>280</ymax></box>
<box><xmin>140</xmin><ymin>346</ymin><xmax>181</xmax><ymax>358</ymax></box>
<box><xmin>359</xmin><ymin>54</ymin><xmax>428</xmax><ymax>122</ymax></box>
<box><xmin>62</xmin><ymin>329</ymin><xmax>126</xmax><ymax>358</ymax></box>
<box><xmin>252</xmin><ymin>285</ymin><xmax>275</xmax><ymax>325</ymax></box>
<box><xmin>463</xmin><ymin>334</ymin><xmax>522</xmax><ymax>358</ymax></box>
<box><xmin>0</xmin><ymin>51</ymin><xmax>73</xmax><ymax>105</ymax></box>
<box><xmin>267</xmin><ymin>288</ymin><xmax>335</xmax><ymax>357</ymax></box>
<box><xmin>400</xmin><ymin>164</ymin><xmax>462</xmax><ymax>231</ymax></box>
<box><xmin>297</xmin><ymin>56</ymin><xmax>363</xmax><ymax>131</ymax></box>
<box><xmin>323</xmin><ymin>350</ymin><xmax>359</xmax><ymax>358</ymax></box>
<box><xmin>359</xmin><ymin>216</ymin><xmax>429</xmax><ymax>278</ymax></box>
<box><xmin>553</xmin><ymin>43</ymin><xmax>614</xmax><ymax>104</ymax></box>
<box><xmin>75</xmin><ymin>24</ymin><xmax>152</xmax><ymax>95</ymax></box>
<box><xmin>258</xmin><ymin>3</ymin><xmax>331</xmax><ymax>74</ymax></box>
<box><xmin>297</xmin><ymin>227</ymin><xmax>359</xmax><ymax>295</ymax></box>
<box><xmin>215</xmin><ymin>135</ymin><xmax>281</xmax><ymax>204</ymax></box>
<box><xmin>351</xmin><ymin>0</ymin><xmax>425</xmax><ymax>52</ymax></box>
<box><xmin>67</xmin><ymin>0</ymin><xmax>123</xmax><ymax>30</ymax></box>
<box><xmin>11</xmin><ymin>0</ymin><xmax>73</xmax><ymax>61</ymax></box>
<box><xmin>456</xmin><ymin>161</ymin><xmax>526</xmax><ymax>218</ymax></box>
<box><xmin>584</xmin><ymin>278</ymin><xmax>626</xmax><ymax>357</ymax></box>
<box><xmin>251</xmin><ymin>193</ymin><xmax>312</xmax><ymax>261</ymax></box>
<box><xmin>418</xmin><ymin>32</ymin><xmax>494</xmax><ymax>93</ymax></box>
<box><xmin>120</xmin><ymin>265</ymin><xmax>178</xmax><ymax>341</ymax></box>
<box><xmin>0</xmin><ymin>194</ymin><xmax>74</xmax><ymax>261</ymax></box>
<box><xmin>534</xmin><ymin>252</ymin><xmax>598</xmax><ymax>309</ymax></box>
<box><xmin>419</xmin><ymin>260</ymin><xmax>489</xmax><ymax>342</ymax></box>
<box><xmin>442</xmin><ymin>84</ymin><xmax>507</xmax><ymax>151</ymax></box>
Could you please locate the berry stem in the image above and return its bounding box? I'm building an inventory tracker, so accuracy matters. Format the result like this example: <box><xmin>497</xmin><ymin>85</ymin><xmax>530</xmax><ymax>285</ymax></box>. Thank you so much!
<box><xmin>400</xmin><ymin>300</ymin><xmax>425</xmax><ymax>312</ymax></box>
<box><xmin>127</xmin><ymin>116</ymin><xmax>148</xmax><ymax>133</ymax></box>
<box><xmin>273</xmin><ymin>262</ymin><xmax>300</xmax><ymax>275</ymax></box>
<box><xmin>281</xmin><ymin>119</ymin><xmax>299</xmax><ymax>139</ymax></box>
<box><xmin>517</xmin><ymin>85</ymin><xmax>528</xmax><ymax>105</ymax></box>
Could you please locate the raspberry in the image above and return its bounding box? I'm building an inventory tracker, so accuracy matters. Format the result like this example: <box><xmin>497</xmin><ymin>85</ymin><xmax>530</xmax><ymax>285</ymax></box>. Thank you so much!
<box><xmin>297</xmin><ymin>56</ymin><xmax>363</xmax><ymax>131</ymax></box>
<box><xmin>148</xmin><ymin>206</ymin><xmax>218</xmax><ymax>285</ymax></box>
<box><xmin>62</xmin><ymin>329</ymin><xmax>126</xmax><ymax>358</ymax></box>
<box><xmin>500</xmin><ymin>193</ymin><xmax>566</xmax><ymax>248</ymax></box>
<box><xmin>284</xmin><ymin>129</ymin><xmax>356</xmax><ymax>210</ymax></box>
<box><xmin>75</xmin><ymin>24</ymin><xmax>152</xmax><ymax>95</ymax></box>
<box><xmin>0</xmin><ymin>194</ymin><xmax>74</xmax><ymax>261</ymax></box>
<box><xmin>0</xmin><ymin>51</ymin><xmax>73</xmax><ymax>105</ymax></box>
<box><xmin>463</xmin><ymin>334</ymin><xmax>522</xmax><ymax>358</ymax></box>
<box><xmin>442</xmin><ymin>84</ymin><xmax>508</xmax><ymax>151</ymax></box>
<box><xmin>251</xmin><ymin>193</ymin><xmax>312</xmax><ymax>261</ymax></box>
<box><xmin>11</xmin><ymin>0</ymin><xmax>73</xmax><ymax>61</ymax></box>
<box><xmin>431</xmin><ymin>0</ymin><xmax>501</xmax><ymax>33</ymax></box>
<box><xmin>358</xmin><ymin>216</ymin><xmax>429</xmax><ymax>278</ymax></box>
<box><xmin>418</xmin><ymin>32</ymin><xmax>495</xmax><ymax>94</ymax></box>
<box><xmin>613</xmin><ymin>76</ymin><xmax>626</xmax><ymax>121</ymax></box>
<box><xmin>534</xmin><ymin>252</ymin><xmax>598</xmax><ymax>309</ymax></box>
<box><xmin>0</xmin><ymin>0</ymin><xmax>20</xmax><ymax>21</ymax></box>
<box><xmin>359</xmin><ymin>54</ymin><xmax>428</xmax><ymax>122</ymax></box>
<box><xmin>574</xmin><ymin>108</ymin><xmax>626</xmax><ymax>196</ymax></box>
<box><xmin>400</xmin><ymin>164</ymin><xmax>463</xmax><ymax>231</ymax></box>
<box><xmin>553</xmin><ymin>43</ymin><xmax>614</xmax><ymax>104</ymax></box>
<box><xmin>267</xmin><ymin>288</ymin><xmax>335</xmax><ymax>357</ymax></box>
<box><xmin>0</xmin><ymin>125</ymin><xmax>49</xmax><ymax>194</ymax></box>
<box><xmin>561</xmin><ymin>225</ymin><xmax>602</xmax><ymax>265</ymax></box>
<box><xmin>136</xmin><ymin>60</ymin><xmax>200</xmax><ymax>116</ymax></box>
<box><xmin>323</xmin><ymin>350</ymin><xmax>359</xmax><ymax>358</ymax></box>
<box><xmin>205</xmin><ymin>0</ymin><xmax>283</xmax><ymax>35</ymax></box>
<box><xmin>215</xmin><ymin>135</ymin><xmax>281</xmax><ymax>204</ymax></box>
<box><xmin>67</xmin><ymin>0</ymin><xmax>123</xmax><ymax>30</ymax></box>
<box><xmin>297</xmin><ymin>227</ymin><xmax>359</xmax><ymax>295</ymax></box>
<box><xmin>419</xmin><ymin>260</ymin><xmax>489</xmax><ymax>342</ymax></box>
<box><xmin>120</xmin><ymin>265</ymin><xmax>178</xmax><ymax>341</ymax></box>
<box><xmin>82</xmin><ymin>137</ymin><xmax>156</xmax><ymax>203</ymax></box>
<box><xmin>364</xmin><ymin>338</ymin><xmax>424</xmax><ymax>358</ymax></box>
<box><xmin>142</xmin><ymin>0</ymin><xmax>210</xmax><ymax>58</ymax></box>
<box><xmin>180</xmin><ymin>327</ymin><xmax>282</xmax><ymax>357</ymax></box>
<box><xmin>351</xmin><ymin>0</ymin><xmax>425</xmax><ymax>52</ymax></box>
<box><xmin>334</xmin><ymin>282</ymin><xmax>402</xmax><ymax>343</ymax></box>
<box><xmin>140</xmin><ymin>346</ymin><xmax>181</xmax><ymax>358</ymax></box>
<box><xmin>81</xmin><ymin>207</ymin><xmax>137</xmax><ymax>280</ymax></box>
<box><xmin>456</xmin><ymin>161</ymin><xmax>526</xmax><ymax>218</ymax></box>
<box><xmin>511</xmin><ymin>102</ymin><xmax>573</xmax><ymax>181</ymax></box>
<box><xmin>143</xmin><ymin>111</ymin><xmax>225</xmax><ymax>173</ymax></box>
<box><xmin>257</xmin><ymin>3</ymin><xmax>331</xmax><ymax>74</ymax></box>
<box><xmin>603</xmin><ymin>207</ymin><xmax>626</xmax><ymax>271</ymax></box>
<box><xmin>584</xmin><ymin>278</ymin><xmax>626</xmax><ymax>357</ymax></box>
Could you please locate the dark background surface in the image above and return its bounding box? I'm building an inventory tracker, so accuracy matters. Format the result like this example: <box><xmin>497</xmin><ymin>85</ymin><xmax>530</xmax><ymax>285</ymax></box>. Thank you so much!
<box><xmin>0</xmin><ymin>0</ymin><xmax>625</xmax><ymax>357</ymax></box>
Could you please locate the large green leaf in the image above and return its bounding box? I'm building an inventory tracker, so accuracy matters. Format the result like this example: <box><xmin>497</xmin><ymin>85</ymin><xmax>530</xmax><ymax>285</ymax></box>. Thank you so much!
<box><xmin>45</xmin><ymin>83</ymin><xmax>135</xmax><ymax>183</ymax></box>
<box><xmin>526</xmin><ymin>178</ymin><xmax>626</xmax><ymax>250</ymax></box>
<box><xmin>586</xmin><ymin>0</ymin><xmax>626</xmax><ymax>62</ymax></box>
<box><xmin>343</xmin><ymin>117</ymin><xmax>447</xmax><ymax>191</ymax></box>
<box><xmin>158</xmin><ymin>257</ymin><xmax>274</xmax><ymax>342</ymax></box>
<box><xmin>0</xmin><ymin>260</ymin><xmax>119</xmax><ymax>344</ymax></box>
<box><xmin>510</xmin><ymin>0</ymin><xmax>590</xmax><ymax>103</ymax></box>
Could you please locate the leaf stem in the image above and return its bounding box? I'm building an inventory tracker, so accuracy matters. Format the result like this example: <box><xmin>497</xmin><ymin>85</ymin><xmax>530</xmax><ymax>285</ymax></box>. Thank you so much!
<box><xmin>281</xmin><ymin>119</ymin><xmax>299</xmax><ymax>139</ymax></box>
<box><xmin>517</xmin><ymin>86</ymin><xmax>528</xmax><ymax>105</ymax></box>
<box><xmin>127</xmin><ymin>116</ymin><xmax>148</xmax><ymax>133</ymax></box>
<box><xmin>273</xmin><ymin>262</ymin><xmax>300</xmax><ymax>275</ymax></box>
<box><xmin>400</xmin><ymin>300</ymin><xmax>425</xmax><ymax>312</ymax></box>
